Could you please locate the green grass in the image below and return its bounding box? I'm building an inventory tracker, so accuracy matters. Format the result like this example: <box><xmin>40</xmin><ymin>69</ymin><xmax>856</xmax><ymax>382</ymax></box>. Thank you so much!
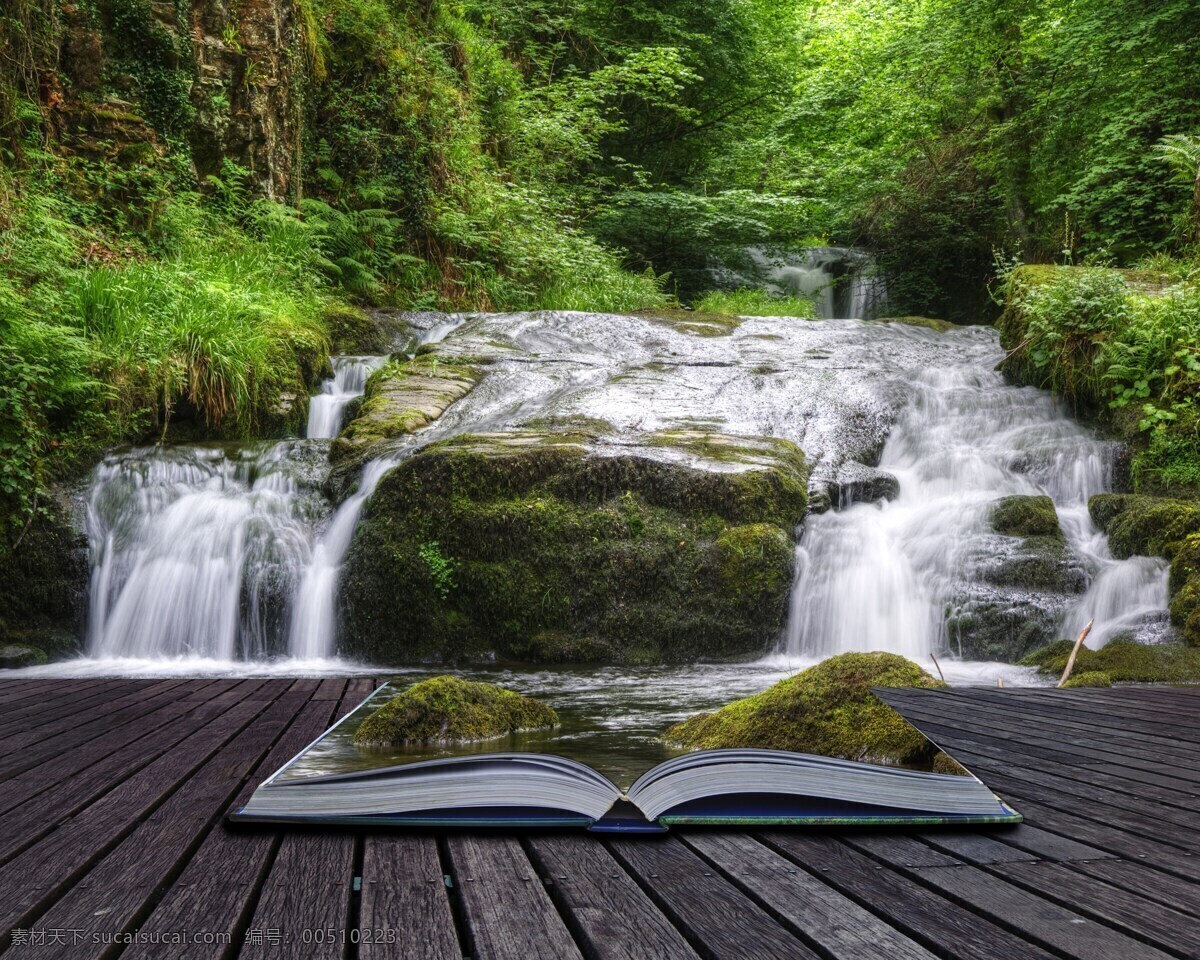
<box><xmin>692</xmin><ymin>288</ymin><xmax>814</xmax><ymax>318</ymax></box>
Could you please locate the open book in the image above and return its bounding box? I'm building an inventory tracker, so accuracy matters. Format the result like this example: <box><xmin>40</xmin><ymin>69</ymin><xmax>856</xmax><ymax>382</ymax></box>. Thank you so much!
<box><xmin>230</xmin><ymin>682</ymin><xmax>1021</xmax><ymax>833</ymax></box>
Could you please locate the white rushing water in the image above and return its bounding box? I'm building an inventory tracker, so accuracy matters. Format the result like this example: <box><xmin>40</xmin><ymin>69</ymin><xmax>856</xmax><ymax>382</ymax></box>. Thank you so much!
<box><xmin>306</xmin><ymin>356</ymin><xmax>388</xmax><ymax>439</ymax></box>
<box><xmin>86</xmin><ymin>444</ymin><xmax>320</xmax><ymax>660</ymax></box>
<box><xmin>718</xmin><ymin>246</ymin><xmax>889</xmax><ymax>320</ymax></box>
<box><xmin>783</xmin><ymin>349</ymin><xmax>1170</xmax><ymax>659</ymax></box>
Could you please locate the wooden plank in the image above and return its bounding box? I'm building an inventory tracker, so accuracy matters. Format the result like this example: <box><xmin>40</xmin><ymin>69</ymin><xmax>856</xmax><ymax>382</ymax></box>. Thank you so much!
<box><xmin>19</xmin><ymin>685</ymin><xmax>310</xmax><ymax>960</ymax></box>
<box><xmin>0</xmin><ymin>680</ymin><xmax>197</xmax><ymax>778</ymax></box>
<box><xmin>123</xmin><ymin>697</ymin><xmax>343</xmax><ymax>960</ymax></box>
<box><xmin>992</xmin><ymin>860</ymin><xmax>1200</xmax><ymax>951</ymax></box>
<box><xmin>844</xmin><ymin>835</ymin><xmax>1178</xmax><ymax>960</ymax></box>
<box><xmin>0</xmin><ymin>680</ymin><xmax>218</xmax><ymax>816</ymax></box>
<box><xmin>761</xmin><ymin>833</ymin><xmax>1059</xmax><ymax>960</ymax></box>
<box><xmin>0</xmin><ymin>682</ymin><xmax>242</xmax><ymax>864</ymax></box>
<box><xmin>240</xmin><ymin>831</ymin><xmax>356</xmax><ymax>960</ymax></box>
<box><xmin>239</xmin><ymin>682</ymin><xmax>364</xmax><ymax>960</ymax></box>
<box><xmin>447</xmin><ymin>835</ymin><xmax>585</xmax><ymax>960</ymax></box>
<box><xmin>0</xmin><ymin>680</ymin><xmax>281</xmax><ymax>943</ymax></box>
<box><xmin>1072</xmin><ymin>858</ymin><xmax>1200</xmax><ymax>917</ymax></box>
<box><xmin>608</xmin><ymin>836</ymin><xmax>818</xmax><ymax>960</ymax></box>
<box><xmin>311</xmin><ymin>677</ymin><xmax>347</xmax><ymax>701</ymax></box>
<box><xmin>525</xmin><ymin>834</ymin><xmax>700</xmax><ymax>960</ymax></box>
<box><xmin>358</xmin><ymin>836</ymin><xmax>461</xmax><ymax>960</ymax></box>
<box><xmin>683</xmin><ymin>832</ymin><xmax>936</xmax><ymax>960</ymax></box>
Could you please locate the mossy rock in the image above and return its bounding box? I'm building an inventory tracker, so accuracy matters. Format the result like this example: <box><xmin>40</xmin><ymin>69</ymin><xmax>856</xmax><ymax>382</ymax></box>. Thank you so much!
<box><xmin>991</xmin><ymin>495</ymin><xmax>1062</xmax><ymax>539</ymax></box>
<box><xmin>1089</xmin><ymin>494</ymin><xmax>1200</xmax><ymax>558</ymax></box>
<box><xmin>1088</xmin><ymin>495</ymin><xmax>1200</xmax><ymax>644</ymax></box>
<box><xmin>1060</xmin><ymin>671</ymin><xmax>1112</xmax><ymax>689</ymax></box>
<box><xmin>340</xmin><ymin>429</ymin><xmax>808</xmax><ymax>664</ymax></box>
<box><xmin>0</xmin><ymin>644</ymin><xmax>49</xmax><ymax>669</ymax></box>
<box><xmin>873</xmin><ymin>316</ymin><xmax>955</xmax><ymax>333</ymax></box>
<box><xmin>0</xmin><ymin>497</ymin><xmax>87</xmax><ymax>656</ymax></box>
<box><xmin>634</xmin><ymin>307</ymin><xmax>744</xmax><ymax>337</ymax></box>
<box><xmin>330</xmin><ymin>354</ymin><xmax>481</xmax><ymax>471</ymax></box>
<box><xmin>352</xmin><ymin>676</ymin><xmax>558</xmax><ymax>746</ymax></box>
<box><xmin>1020</xmin><ymin>638</ymin><xmax>1200</xmax><ymax>683</ymax></box>
<box><xmin>662</xmin><ymin>652</ymin><xmax>946</xmax><ymax>766</ymax></box>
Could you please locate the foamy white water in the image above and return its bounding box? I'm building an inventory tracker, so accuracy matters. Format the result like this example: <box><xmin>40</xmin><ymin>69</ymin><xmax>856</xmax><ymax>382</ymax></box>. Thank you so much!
<box><xmin>784</xmin><ymin>345</ymin><xmax>1170</xmax><ymax>660</ymax></box>
<box><xmin>306</xmin><ymin>355</ymin><xmax>388</xmax><ymax>439</ymax></box>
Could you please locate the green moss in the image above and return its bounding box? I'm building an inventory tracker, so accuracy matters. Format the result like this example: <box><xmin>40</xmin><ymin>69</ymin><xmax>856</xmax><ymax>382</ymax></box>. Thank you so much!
<box><xmin>991</xmin><ymin>495</ymin><xmax>1062</xmax><ymax>539</ymax></box>
<box><xmin>326</xmin><ymin>307</ymin><xmax>387</xmax><ymax>354</ymax></box>
<box><xmin>1061</xmin><ymin>671</ymin><xmax>1112</xmax><ymax>688</ymax></box>
<box><xmin>352</xmin><ymin>676</ymin><xmax>558</xmax><ymax>746</ymax></box>
<box><xmin>330</xmin><ymin>355</ymin><xmax>480</xmax><ymax>467</ymax></box>
<box><xmin>1088</xmin><ymin>494</ymin><xmax>1200</xmax><ymax>558</ymax></box>
<box><xmin>662</xmin><ymin>652</ymin><xmax>947</xmax><ymax>765</ymax></box>
<box><xmin>872</xmin><ymin>315</ymin><xmax>956</xmax><ymax>332</ymax></box>
<box><xmin>634</xmin><ymin>307</ymin><xmax>745</xmax><ymax>337</ymax></box>
<box><xmin>340</xmin><ymin>430</ymin><xmax>807</xmax><ymax>664</ymax></box>
<box><xmin>0</xmin><ymin>644</ymin><xmax>49</xmax><ymax>669</ymax></box>
<box><xmin>1020</xmin><ymin>638</ymin><xmax>1200</xmax><ymax>683</ymax></box>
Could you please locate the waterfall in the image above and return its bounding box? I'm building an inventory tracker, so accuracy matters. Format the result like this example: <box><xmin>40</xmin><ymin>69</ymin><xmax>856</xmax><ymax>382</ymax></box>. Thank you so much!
<box><xmin>726</xmin><ymin>247</ymin><xmax>889</xmax><ymax>320</ymax></box>
<box><xmin>86</xmin><ymin>445</ymin><xmax>316</xmax><ymax>660</ymax></box>
<box><xmin>784</xmin><ymin>356</ymin><xmax>1170</xmax><ymax>660</ymax></box>
<box><xmin>287</xmin><ymin>459</ymin><xmax>394</xmax><ymax>658</ymax></box>
<box><xmin>307</xmin><ymin>356</ymin><xmax>388</xmax><ymax>439</ymax></box>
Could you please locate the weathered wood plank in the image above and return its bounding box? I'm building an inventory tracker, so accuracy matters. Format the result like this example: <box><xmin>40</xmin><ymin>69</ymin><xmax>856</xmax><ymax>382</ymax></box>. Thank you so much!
<box><xmin>608</xmin><ymin>836</ymin><xmax>819</xmax><ymax>960</ymax></box>
<box><xmin>0</xmin><ymin>680</ymin><xmax>282</xmax><ymax>944</ymax></box>
<box><xmin>358</xmin><ymin>836</ymin><xmax>461</xmax><ymax>960</ymax></box>
<box><xmin>123</xmin><ymin>698</ymin><xmax>343</xmax><ymax>960</ymax></box>
<box><xmin>761</xmin><ymin>833</ymin><xmax>1059</xmax><ymax>960</ymax></box>
<box><xmin>0</xmin><ymin>682</ymin><xmax>243</xmax><ymax>864</ymax></box>
<box><xmin>525</xmin><ymin>834</ymin><xmax>700</xmax><ymax>960</ymax></box>
<box><xmin>447</xmin><ymin>835</ymin><xmax>585</xmax><ymax>960</ymax></box>
<box><xmin>843</xmin><ymin>834</ymin><xmax>1178</xmax><ymax>960</ymax></box>
<box><xmin>683</xmin><ymin>831</ymin><xmax>936</xmax><ymax>960</ymax></box>
<box><xmin>240</xmin><ymin>831</ymin><xmax>356</xmax><ymax>960</ymax></box>
<box><xmin>10</xmin><ymin>685</ymin><xmax>309</xmax><ymax>960</ymax></box>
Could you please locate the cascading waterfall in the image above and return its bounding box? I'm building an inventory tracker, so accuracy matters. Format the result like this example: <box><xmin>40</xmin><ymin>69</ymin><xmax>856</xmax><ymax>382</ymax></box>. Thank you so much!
<box><xmin>727</xmin><ymin>247</ymin><xmax>889</xmax><ymax>320</ymax></box>
<box><xmin>307</xmin><ymin>356</ymin><xmax>388</xmax><ymax>439</ymax></box>
<box><xmin>784</xmin><ymin>350</ymin><xmax>1170</xmax><ymax>660</ymax></box>
<box><xmin>86</xmin><ymin>445</ymin><xmax>317</xmax><ymax>660</ymax></box>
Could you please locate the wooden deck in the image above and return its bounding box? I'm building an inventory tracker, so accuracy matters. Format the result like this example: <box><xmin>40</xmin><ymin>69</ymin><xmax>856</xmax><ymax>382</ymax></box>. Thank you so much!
<box><xmin>1</xmin><ymin>679</ymin><xmax>1198</xmax><ymax>960</ymax></box>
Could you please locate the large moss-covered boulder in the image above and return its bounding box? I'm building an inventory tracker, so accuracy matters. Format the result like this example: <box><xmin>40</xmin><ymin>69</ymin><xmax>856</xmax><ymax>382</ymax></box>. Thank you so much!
<box><xmin>1089</xmin><ymin>494</ymin><xmax>1200</xmax><ymax>645</ymax></box>
<box><xmin>340</xmin><ymin>429</ymin><xmax>807</xmax><ymax>664</ymax></box>
<box><xmin>1021</xmin><ymin>637</ymin><xmax>1200</xmax><ymax>683</ymax></box>
<box><xmin>663</xmin><ymin>652</ymin><xmax>946</xmax><ymax>765</ymax></box>
<box><xmin>353</xmin><ymin>676</ymin><xmax>558</xmax><ymax>746</ymax></box>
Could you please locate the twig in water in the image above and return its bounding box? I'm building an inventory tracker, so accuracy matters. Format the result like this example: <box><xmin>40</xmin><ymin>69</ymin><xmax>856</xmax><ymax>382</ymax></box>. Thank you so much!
<box><xmin>1057</xmin><ymin>618</ymin><xmax>1094</xmax><ymax>688</ymax></box>
<box><xmin>930</xmin><ymin>653</ymin><xmax>945</xmax><ymax>683</ymax></box>
<box><xmin>997</xmin><ymin>676</ymin><xmax>1004</xmax><ymax>688</ymax></box>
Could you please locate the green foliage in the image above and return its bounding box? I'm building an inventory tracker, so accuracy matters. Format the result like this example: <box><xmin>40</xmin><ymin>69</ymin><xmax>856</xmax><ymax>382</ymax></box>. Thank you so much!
<box><xmin>1000</xmin><ymin>265</ymin><xmax>1200</xmax><ymax>492</ymax></box>
<box><xmin>417</xmin><ymin>541</ymin><xmax>459</xmax><ymax>600</ymax></box>
<box><xmin>693</xmin><ymin>288</ymin><xmax>814</xmax><ymax>319</ymax></box>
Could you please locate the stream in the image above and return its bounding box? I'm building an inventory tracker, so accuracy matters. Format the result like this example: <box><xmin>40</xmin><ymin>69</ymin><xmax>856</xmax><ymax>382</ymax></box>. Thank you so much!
<box><xmin>15</xmin><ymin>253</ymin><xmax>1173</xmax><ymax>717</ymax></box>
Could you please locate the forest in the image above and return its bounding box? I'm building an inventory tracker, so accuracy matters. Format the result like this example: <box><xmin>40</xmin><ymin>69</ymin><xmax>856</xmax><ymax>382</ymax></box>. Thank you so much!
<box><xmin>1</xmin><ymin>0</ymin><xmax>1199</xmax><ymax>546</ymax></box>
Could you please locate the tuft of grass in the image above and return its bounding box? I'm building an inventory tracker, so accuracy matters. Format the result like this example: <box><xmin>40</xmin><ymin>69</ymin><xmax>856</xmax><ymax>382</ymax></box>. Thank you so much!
<box><xmin>692</xmin><ymin>287</ymin><xmax>814</xmax><ymax>318</ymax></box>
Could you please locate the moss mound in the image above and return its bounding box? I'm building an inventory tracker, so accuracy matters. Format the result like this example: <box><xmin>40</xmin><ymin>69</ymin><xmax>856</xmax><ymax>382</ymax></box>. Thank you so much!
<box><xmin>991</xmin><ymin>495</ymin><xmax>1062</xmax><ymax>539</ymax></box>
<box><xmin>663</xmin><ymin>652</ymin><xmax>946</xmax><ymax>765</ymax></box>
<box><xmin>1021</xmin><ymin>638</ymin><xmax>1200</xmax><ymax>683</ymax></box>
<box><xmin>341</xmin><ymin>430</ymin><xmax>807</xmax><ymax>664</ymax></box>
<box><xmin>353</xmin><ymin>676</ymin><xmax>558</xmax><ymax>746</ymax></box>
<box><xmin>1061</xmin><ymin>671</ymin><xmax>1112</xmax><ymax>688</ymax></box>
